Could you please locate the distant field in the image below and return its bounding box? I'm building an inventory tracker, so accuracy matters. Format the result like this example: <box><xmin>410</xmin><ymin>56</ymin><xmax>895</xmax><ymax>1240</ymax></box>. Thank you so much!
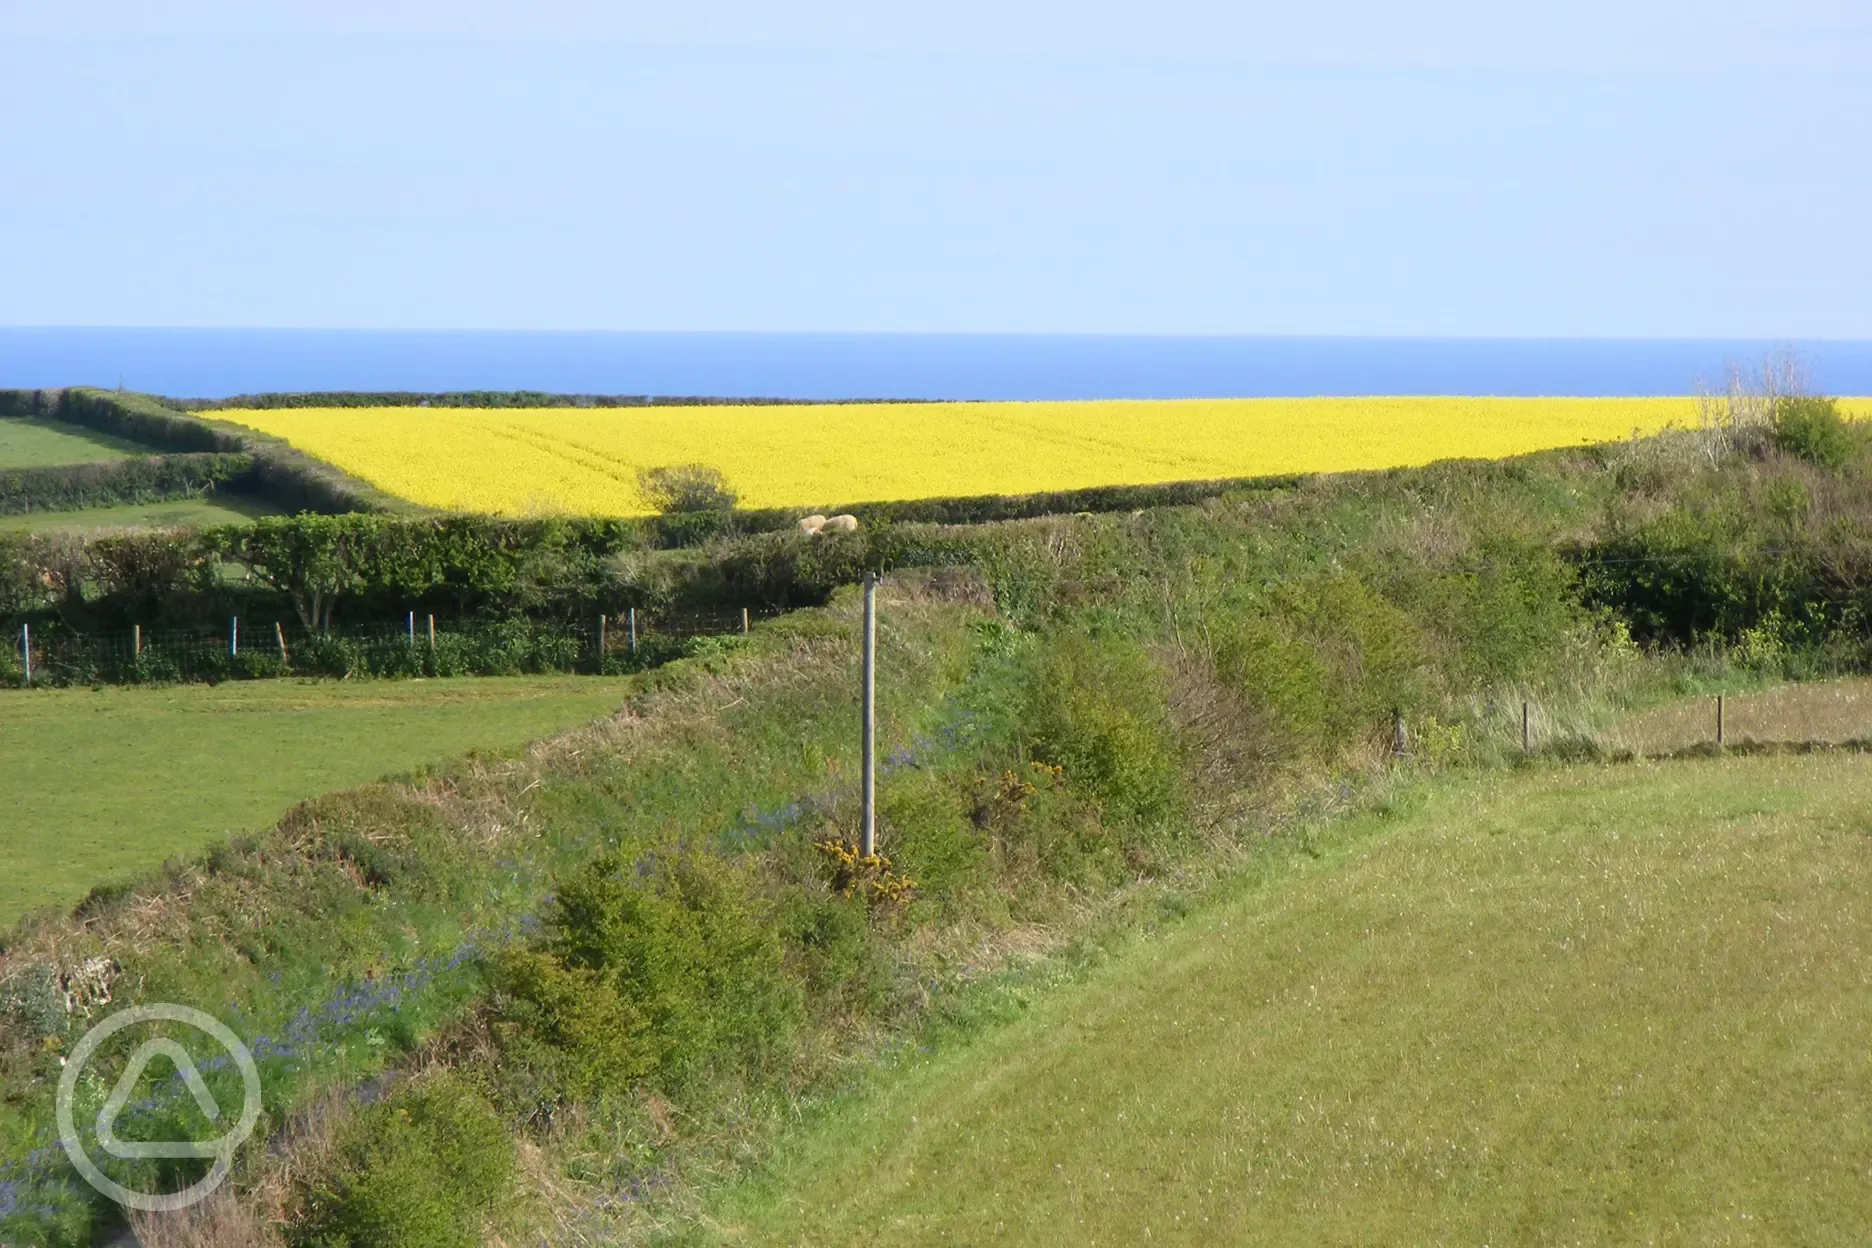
<box><xmin>0</xmin><ymin>415</ymin><xmax>146</xmax><ymax>467</ymax></box>
<box><xmin>211</xmin><ymin>396</ymin><xmax>1838</xmax><ymax>516</ymax></box>
<box><xmin>0</xmin><ymin>676</ymin><xmax>634</xmax><ymax>929</ymax></box>
<box><xmin>0</xmin><ymin>495</ymin><xmax>282</xmax><ymax>533</ymax></box>
<box><xmin>713</xmin><ymin>755</ymin><xmax>1872</xmax><ymax>1245</ymax></box>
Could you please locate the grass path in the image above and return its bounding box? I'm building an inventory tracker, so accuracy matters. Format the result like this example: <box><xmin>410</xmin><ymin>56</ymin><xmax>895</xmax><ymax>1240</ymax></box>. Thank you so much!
<box><xmin>708</xmin><ymin>755</ymin><xmax>1872</xmax><ymax>1245</ymax></box>
<box><xmin>0</xmin><ymin>677</ymin><xmax>636</xmax><ymax>929</ymax></box>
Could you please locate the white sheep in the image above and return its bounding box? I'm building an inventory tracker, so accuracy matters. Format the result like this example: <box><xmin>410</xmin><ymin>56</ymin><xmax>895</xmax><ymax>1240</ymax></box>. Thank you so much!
<box><xmin>797</xmin><ymin>514</ymin><xmax>828</xmax><ymax>535</ymax></box>
<box><xmin>821</xmin><ymin>514</ymin><xmax>860</xmax><ymax>533</ymax></box>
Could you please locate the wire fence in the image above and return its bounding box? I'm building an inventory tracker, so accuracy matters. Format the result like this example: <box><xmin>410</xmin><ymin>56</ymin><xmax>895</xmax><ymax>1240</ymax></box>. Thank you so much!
<box><xmin>5</xmin><ymin>605</ymin><xmax>786</xmax><ymax>688</ymax></box>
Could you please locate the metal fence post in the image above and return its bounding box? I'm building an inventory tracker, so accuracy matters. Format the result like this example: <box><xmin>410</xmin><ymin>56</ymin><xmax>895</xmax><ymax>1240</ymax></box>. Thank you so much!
<box><xmin>231</xmin><ymin>617</ymin><xmax>239</xmax><ymax>657</ymax></box>
<box><xmin>861</xmin><ymin>573</ymin><xmax>878</xmax><ymax>858</ymax></box>
<box><xmin>628</xmin><ymin>607</ymin><xmax>638</xmax><ymax>655</ymax></box>
<box><xmin>1716</xmin><ymin>694</ymin><xmax>1725</xmax><ymax>747</ymax></box>
<box><xmin>20</xmin><ymin>623</ymin><xmax>29</xmax><ymax>687</ymax></box>
<box><xmin>408</xmin><ymin>611</ymin><xmax>416</xmax><ymax>647</ymax></box>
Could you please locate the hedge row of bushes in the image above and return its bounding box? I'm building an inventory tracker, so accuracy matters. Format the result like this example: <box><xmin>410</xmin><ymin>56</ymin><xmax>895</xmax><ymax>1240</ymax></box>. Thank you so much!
<box><xmin>0</xmin><ymin>453</ymin><xmax>253</xmax><ymax>515</ymax></box>
<box><xmin>1</xmin><ymin>618</ymin><xmax>671</xmax><ymax>687</ymax></box>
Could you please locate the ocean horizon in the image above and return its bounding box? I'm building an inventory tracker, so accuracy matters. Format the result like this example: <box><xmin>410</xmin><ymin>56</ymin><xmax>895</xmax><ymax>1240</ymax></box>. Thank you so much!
<box><xmin>3</xmin><ymin>329</ymin><xmax>1871</xmax><ymax>402</ymax></box>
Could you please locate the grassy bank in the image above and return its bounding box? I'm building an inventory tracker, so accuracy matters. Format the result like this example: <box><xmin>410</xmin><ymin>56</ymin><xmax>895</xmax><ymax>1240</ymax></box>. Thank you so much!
<box><xmin>706</xmin><ymin>753</ymin><xmax>1872</xmax><ymax>1245</ymax></box>
<box><xmin>0</xmin><ymin>677</ymin><xmax>637</xmax><ymax>927</ymax></box>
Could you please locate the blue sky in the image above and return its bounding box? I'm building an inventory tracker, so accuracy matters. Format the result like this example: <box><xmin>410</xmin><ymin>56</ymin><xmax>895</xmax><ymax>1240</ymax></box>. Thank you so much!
<box><xmin>2</xmin><ymin>1</ymin><xmax>1867</xmax><ymax>336</ymax></box>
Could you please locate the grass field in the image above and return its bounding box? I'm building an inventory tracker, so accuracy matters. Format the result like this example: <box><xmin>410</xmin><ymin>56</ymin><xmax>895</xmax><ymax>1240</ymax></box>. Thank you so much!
<box><xmin>0</xmin><ymin>416</ymin><xmax>146</xmax><ymax>468</ymax></box>
<box><xmin>0</xmin><ymin>495</ymin><xmax>282</xmax><ymax>533</ymax></box>
<box><xmin>0</xmin><ymin>676</ymin><xmax>635</xmax><ymax>929</ymax></box>
<box><xmin>711</xmin><ymin>754</ymin><xmax>1872</xmax><ymax>1246</ymax></box>
<box><xmin>210</xmin><ymin>396</ymin><xmax>1795</xmax><ymax>516</ymax></box>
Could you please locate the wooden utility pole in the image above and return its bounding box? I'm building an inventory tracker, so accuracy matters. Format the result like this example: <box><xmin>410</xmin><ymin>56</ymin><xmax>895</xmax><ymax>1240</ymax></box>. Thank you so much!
<box><xmin>861</xmin><ymin>573</ymin><xmax>878</xmax><ymax>857</ymax></box>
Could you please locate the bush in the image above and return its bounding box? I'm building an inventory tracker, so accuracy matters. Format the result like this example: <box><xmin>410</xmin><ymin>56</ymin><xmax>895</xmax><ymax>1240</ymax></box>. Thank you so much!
<box><xmin>487</xmin><ymin>949</ymin><xmax>655</xmax><ymax>1108</ymax></box>
<box><xmin>638</xmin><ymin>463</ymin><xmax>738</xmax><ymax>514</ymax></box>
<box><xmin>1772</xmin><ymin>395</ymin><xmax>1856</xmax><ymax>469</ymax></box>
<box><xmin>287</xmin><ymin>1076</ymin><xmax>514</xmax><ymax>1248</ymax></box>
<box><xmin>500</xmin><ymin>848</ymin><xmax>802</xmax><ymax>1095</ymax></box>
<box><xmin>1019</xmin><ymin>633</ymin><xmax>1183</xmax><ymax>828</ymax></box>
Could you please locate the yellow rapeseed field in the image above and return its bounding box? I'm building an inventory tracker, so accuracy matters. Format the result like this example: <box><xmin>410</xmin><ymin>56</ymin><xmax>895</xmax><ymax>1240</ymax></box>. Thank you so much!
<box><xmin>217</xmin><ymin>397</ymin><xmax>1872</xmax><ymax>517</ymax></box>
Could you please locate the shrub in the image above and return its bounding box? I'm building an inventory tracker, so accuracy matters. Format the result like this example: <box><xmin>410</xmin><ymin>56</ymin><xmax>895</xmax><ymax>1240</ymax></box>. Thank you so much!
<box><xmin>501</xmin><ymin>849</ymin><xmax>802</xmax><ymax>1094</ymax></box>
<box><xmin>638</xmin><ymin>464</ymin><xmax>737</xmax><ymax>514</ymax></box>
<box><xmin>286</xmin><ymin>1076</ymin><xmax>513</xmax><ymax>1248</ymax></box>
<box><xmin>1019</xmin><ymin>633</ymin><xmax>1182</xmax><ymax>828</ymax></box>
<box><xmin>487</xmin><ymin>949</ymin><xmax>655</xmax><ymax>1108</ymax></box>
<box><xmin>1771</xmin><ymin>395</ymin><xmax>1855</xmax><ymax>469</ymax></box>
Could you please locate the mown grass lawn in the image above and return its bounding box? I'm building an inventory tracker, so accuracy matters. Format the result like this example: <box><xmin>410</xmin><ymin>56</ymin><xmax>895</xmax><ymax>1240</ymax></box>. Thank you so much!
<box><xmin>0</xmin><ymin>415</ymin><xmax>146</xmax><ymax>467</ymax></box>
<box><xmin>708</xmin><ymin>754</ymin><xmax>1872</xmax><ymax>1246</ymax></box>
<box><xmin>0</xmin><ymin>676</ymin><xmax>635</xmax><ymax>929</ymax></box>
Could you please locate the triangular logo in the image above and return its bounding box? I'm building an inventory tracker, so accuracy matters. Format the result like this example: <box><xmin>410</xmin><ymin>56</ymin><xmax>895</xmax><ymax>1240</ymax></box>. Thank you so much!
<box><xmin>95</xmin><ymin>1039</ymin><xmax>226</xmax><ymax>1160</ymax></box>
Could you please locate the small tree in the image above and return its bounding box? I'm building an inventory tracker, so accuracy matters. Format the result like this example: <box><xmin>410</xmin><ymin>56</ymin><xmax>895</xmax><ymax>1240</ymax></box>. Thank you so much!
<box><xmin>636</xmin><ymin>464</ymin><xmax>737</xmax><ymax>514</ymax></box>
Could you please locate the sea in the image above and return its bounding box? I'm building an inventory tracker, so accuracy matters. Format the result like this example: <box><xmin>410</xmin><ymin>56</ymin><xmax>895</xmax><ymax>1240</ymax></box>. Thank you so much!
<box><xmin>2</xmin><ymin>329</ymin><xmax>1871</xmax><ymax>402</ymax></box>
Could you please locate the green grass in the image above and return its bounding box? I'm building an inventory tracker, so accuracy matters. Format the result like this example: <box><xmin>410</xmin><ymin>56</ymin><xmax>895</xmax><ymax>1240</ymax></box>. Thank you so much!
<box><xmin>0</xmin><ymin>676</ymin><xmax>637</xmax><ymax>929</ymax></box>
<box><xmin>0</xmin><ymin>416</ymin><xmax>148</xmax><ymax>467</ymax></box>
<box><xmin>710</xmin><ymin>754</ymin><xmax>1872</xmax><ymax>1246</ymax></box>
<box><xmin>0</xmin><ymin>495</ymin><xmax>283</xmax><ymax>533</ymax></box>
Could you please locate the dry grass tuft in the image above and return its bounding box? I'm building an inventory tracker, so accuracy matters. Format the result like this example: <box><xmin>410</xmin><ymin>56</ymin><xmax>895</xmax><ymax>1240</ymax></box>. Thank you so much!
<box><xmin>1611</xmin><ymin>677</ymin><xmax>1872</xmax><ymax>755</ymax></box>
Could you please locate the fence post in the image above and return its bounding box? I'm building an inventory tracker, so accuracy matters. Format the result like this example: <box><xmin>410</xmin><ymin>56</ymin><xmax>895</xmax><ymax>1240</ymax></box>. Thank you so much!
<box><xmin>133</xmin><ymin>624</ymin><xmax>141</xmax><ymax>659</ymax></box>
<box><xmin>628</xmin><ymin>607</ymin><xmax>638</xmax><ymax>656</ymax></box>
<box><xmin>19</xmin><ymin>623</ymin><xmax>29</xmax><ymax>687</ymax></box>
<box><xmin>428</xmin><ymin>614</ymin><xmax>436</xmax><ymax>650</ymax></box>
<box><xmin>742</xmin><ymin>607</ymin><xmax>750</xmax><ymax>635</ymax></box>
<box><xmin>1716</xmin><ymin>694</ymin><xmax>1725</xmax><ymax>747</ymax></box>
<box><xmin>1392</xmin><ymin>708</ymin><xmax>1408</xmax><ymax>756</ymax></box>
<box><xmin>1521</xmin><ymin>701</ymin><xmax>1530</xmax><ymax>753</ymax></box>
<box><xmin>407</xmin><ymin>611</ymin><xmax>416</xmax><ymax>647</ymax></box>
<box><xmin>275</xmin><ymin>622</ymin><xmax>289</xmax><ymax>664</ymax></box>
<box><xmin>598</xmin><ymin>614</ymin><xmax>607</xmax><ymax>671</ymax></box>
<box><xmin>231</xmin><ymin>617</ymin><xmax>239</xmax><ymax>658</ymax></box>
<box><xmin>861</xmin><ymin>573</ymin><xmax>878</xmax><ymax>858</ymax></box>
